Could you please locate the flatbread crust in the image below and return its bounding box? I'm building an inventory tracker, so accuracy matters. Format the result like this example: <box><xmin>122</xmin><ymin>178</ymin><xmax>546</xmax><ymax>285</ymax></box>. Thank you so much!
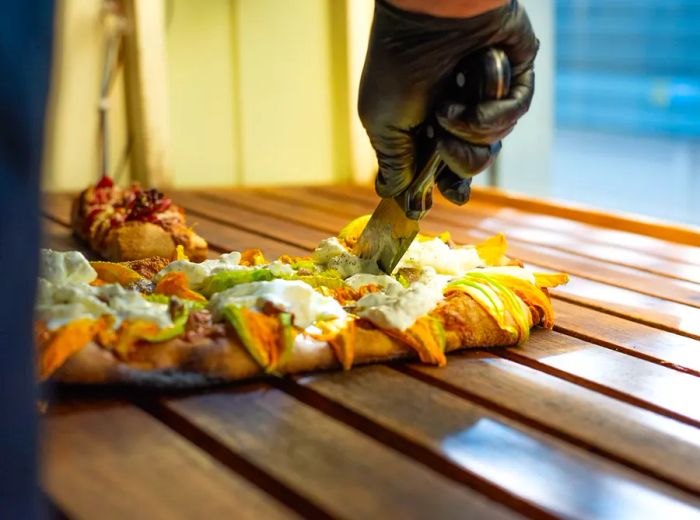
<box><xmin>52</xmin><ymin>294</ymin><xmax>519</xmax><ymax>387</ymax></box>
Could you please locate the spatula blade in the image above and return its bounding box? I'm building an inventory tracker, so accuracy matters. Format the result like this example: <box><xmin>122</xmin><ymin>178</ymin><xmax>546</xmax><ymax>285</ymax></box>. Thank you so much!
<box><xmin>354</xmin><ymin>197</ymin><xmax>419</xmax><ymax>274</ymax></box>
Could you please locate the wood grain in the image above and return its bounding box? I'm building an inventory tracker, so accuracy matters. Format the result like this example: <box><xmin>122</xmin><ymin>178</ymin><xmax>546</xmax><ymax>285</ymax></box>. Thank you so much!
<box><xmin>292</xmin><ymin>365</ymin><xmax>700</xmax><ymax>518</ymax></box>
<box><xmin>552</xmin><ymin>299</ymin><xmax>700</xmax><ymax>375</ymax></box>
<box><xmin>403</xmin><ymin>352</ymin><xmax>700</xmax><ymax>495</ymax></box>
<box><xmin>507</xmin><ymin>330</ymin><xmax>700</xmax><ymax>426</ymax></box>
<box><xmin>43</xmin><ymin>401</ymin><xmax>294</xmax><ymax>520</ymax></box>
<box><xmin>165</xmin><ymin>387</ymin><xmax>522</xmax><ymax>520</ymax></box>
<box><xmin>467</xmin><ymin>185</ymin><xmax>700</xmax><ymax>247</ymax></box>
<box><xmin>41</xmin><ymin>218</ymin><xmax>95</xmax><ymax>258</ymax></box>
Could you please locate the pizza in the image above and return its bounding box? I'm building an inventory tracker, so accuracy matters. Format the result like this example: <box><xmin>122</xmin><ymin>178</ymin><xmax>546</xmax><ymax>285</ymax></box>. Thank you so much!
<box><xmin>35</xmin><ymin>215</ymin><xmax>568</xmax><ymax>387</ymax></box>
<box><xmin>71</xmin><ymin>176</ymin><xmax>208</xmax><ymax>262</ymax></box>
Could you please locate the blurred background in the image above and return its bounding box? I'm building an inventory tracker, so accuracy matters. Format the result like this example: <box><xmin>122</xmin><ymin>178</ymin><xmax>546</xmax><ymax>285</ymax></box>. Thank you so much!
<box><xmin>42</xmin><ymin>0</ymin><xmax>700</xmax><ymax>226</ymax></box>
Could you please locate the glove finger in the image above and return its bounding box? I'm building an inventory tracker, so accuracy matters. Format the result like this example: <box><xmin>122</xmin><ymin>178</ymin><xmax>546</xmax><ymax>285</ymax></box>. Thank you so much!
<box><xmin>437</xmin><ymin>136</ymin><xmax>501</xmax><ymax>178</ymax></box>
<box><xmin>436</xmin><ymin>69</ymin><xmax>534</xmax><ymax>145</ymax></box>
<box><xmin>436</xmin><ymin>169</ymin><xmax>472</xmax><ymax>206</ymax></box>
<box><xmin>367</xmin><ymin>129</ymin><xmax>416</xmax><ymax>199</ymax></box>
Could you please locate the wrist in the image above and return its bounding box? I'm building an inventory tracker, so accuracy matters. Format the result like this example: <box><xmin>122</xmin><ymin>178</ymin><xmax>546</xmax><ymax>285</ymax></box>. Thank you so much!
<box><xmin>386</xmin><ymin>0</ymin><xmax>509</xmax><ymax>18</ymax></box>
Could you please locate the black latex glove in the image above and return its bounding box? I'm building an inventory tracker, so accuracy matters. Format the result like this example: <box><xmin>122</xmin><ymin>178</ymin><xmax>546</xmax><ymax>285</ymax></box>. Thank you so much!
<box><xmin>358</xmin><ymin>0</ymin><xmax>538</xmax><ymax>207</ymax></box>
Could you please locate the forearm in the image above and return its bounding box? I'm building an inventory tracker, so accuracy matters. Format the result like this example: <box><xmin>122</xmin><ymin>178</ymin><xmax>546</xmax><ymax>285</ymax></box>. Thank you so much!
<box><xmin>386</xmin><ymin>0</ymin><xmax>509</xmax><ymax>18</ymax></box>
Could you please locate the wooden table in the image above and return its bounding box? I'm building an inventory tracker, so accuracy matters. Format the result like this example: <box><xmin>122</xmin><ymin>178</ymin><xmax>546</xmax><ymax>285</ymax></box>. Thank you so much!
<box><xmin>41</xmin><ymin>186</ymin><xmax>700</xmax><ymax>519</ymax></box>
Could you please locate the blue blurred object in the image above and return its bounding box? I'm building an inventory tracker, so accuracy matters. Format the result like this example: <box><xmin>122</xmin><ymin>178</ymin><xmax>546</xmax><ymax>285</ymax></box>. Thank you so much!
<box><xmin>556</xmin><ymin>0</ymin><xmax>700</xmax><ymax>137</ymax></box>
<box><xmin>0</xmin><ymin>1</ymin><xmax>54</xmax><ymax>518</ymax></box>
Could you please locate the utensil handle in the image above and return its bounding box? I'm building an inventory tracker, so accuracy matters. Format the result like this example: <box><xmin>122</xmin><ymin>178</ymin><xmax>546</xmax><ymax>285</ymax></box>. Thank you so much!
<box><xmin>401</xmin><ymin>48</ymin><xmax>512</xmax><ymax>220</ymax></box>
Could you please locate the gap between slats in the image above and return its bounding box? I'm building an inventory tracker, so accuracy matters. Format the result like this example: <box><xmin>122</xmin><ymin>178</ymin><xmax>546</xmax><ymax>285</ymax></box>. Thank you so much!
<box><xmin>551</xmin><ymin>322</ymin><xmax>700</xmax><ymax>378</ymax></box>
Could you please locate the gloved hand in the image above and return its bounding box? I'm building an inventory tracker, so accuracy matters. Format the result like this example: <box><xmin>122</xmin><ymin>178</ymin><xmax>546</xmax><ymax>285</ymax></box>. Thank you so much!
<box><xmin>358</xmin><ymin>0</ymin><xmax>538</xmax><ymax>207</ymax></box>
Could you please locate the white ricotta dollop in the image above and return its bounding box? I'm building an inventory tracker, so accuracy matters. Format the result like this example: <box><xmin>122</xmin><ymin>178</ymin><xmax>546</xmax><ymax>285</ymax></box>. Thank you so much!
<box><xmin>344</xmin><ymin>273</ymin><xmax>402</xmax><ymax>291</ymax></box>
<box><xmin>312</xmin><ymin>237</ymin><xmax>380</xmax><ymax>278</ymax></box>
<box><xmin>354</xmin><ymin>268</ymin><xmax>451</xmax><ymax>331</ymax></box>
<box><xmin>35</xmin><ymin>280</ymin><xmax>111</xmax><ymax>330</ymax></box>
<box><xmin>39</xmin><ymin>249</ymin><xmax>97</xmax><ymax>284</ymax></box>
<box><xmin>268</xmin><ymin>260</ymin><xmax>295</xmax><ymax>277</ymax></box>
<box><xmin>96</xmin><ymin>284</ymin><xmax>173</xmax><ymax>329</ymax></box>
<box><xmin>155</xmin><ymin>251</ymin><xmax>245</xmax><ymax>290</ymax></box>
<box><xmin>397</xmin><ymin>238</ymin><xmax>483</xmax><ymax>275</ymax></box>
<box><xmin>208</xmin><ymin>279</ymin><xmax>347</xmax><ymax>329</ymax></box>
<box><xmin>36</xmin><ymin>279</ymin><xmax>172</xmax><ymax>330</ymax></box>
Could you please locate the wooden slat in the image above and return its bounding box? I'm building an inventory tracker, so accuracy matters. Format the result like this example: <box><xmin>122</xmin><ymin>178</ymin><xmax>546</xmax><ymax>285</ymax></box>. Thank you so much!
<box><xmin>290</xmin><ymin>365</ymin><xmax>700</xmax><ymax>518</ymax></box>
<box><xmin>508</xmin><ymin>330</ymin><xmax>700</xmax><ymax>426</ymax></box>
<box><xmin>311</xmin><ymin>185</ymin><xmax>700</xmax><ymax>269</ymax></box>
<box><xmin>44</xmin><ymin>402</ymin><xmax>294</xmax><ymax>520</ymax></box>
<box><xmin>446</xmin><ymin>200</ymin><xmax>700</xmax><ymax>277</ymax></box>
<box><xmin>552</xmin><ymin>299</ymin><xmax>700</xmax><ymax>375</ymax></box>
<box><xmin>173</xmin><ymin>191</ymin><xmax>324</xmax><ymax>251</ymax></box>
<box><xmin>467</xmin><ymin>185</ymin><xmax>700</xmax><ymax>247</ymax></box>
<box><xmin>41</xmin><ymin>218</ymin><xmax>95</xmax><ymax>257</ymax></box>
<box><xmin>234</xmin><ymin>188</ymin><xmax>700</xmax><ymax>309</ymax></box>
<box><xmin>550</xmin><ymin>275</ymin><xmax>700</xmax><ymax>340</ymax></box>
<box><xmin>163</xmin><ymin>386</ymin><xmax>523</xmax><ymax>520</ymax></box>
<box><xmin>42</xmin><ymin>193</ymin><xmax>78</xmax><ymax>226</ymax></box>
<box><xmin>403</xmin><ymin>352</ymin><xmax>700</xmax><ymax>495</ymax></box>
<box><xmin>186</xmin><ymin>216</ymin><xmax>307</xmax><ymax>259</ymax></box>
<box><xmin>187</xmin><ymin>189</ymin><xmax>700</xmax><ymax>340</ymax></box>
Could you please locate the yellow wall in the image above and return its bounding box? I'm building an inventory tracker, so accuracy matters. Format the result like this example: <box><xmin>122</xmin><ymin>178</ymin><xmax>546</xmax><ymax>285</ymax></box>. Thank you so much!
<box><xmin>166</xmin><ymin>0</ymin><xmax>237</xmax><ymax>187</ymax></box>
<box><xmin>234</xmin><ymin>0</ymin><xmax>348</xmax><ymax>186</ymax></box>
<box><xmin>42</xmin><ymin>0</ymin><xmax>131</xmax><ymax>191</ymax></box>
<box><xmin>346</xmin><ymin>0</ymin><xmax>377</xmax><ymax>184</ymax></box>
<box><xmin>42</xmin><ymin>0</ymin><xmax>373</xmax><ymax>191</ymax></box>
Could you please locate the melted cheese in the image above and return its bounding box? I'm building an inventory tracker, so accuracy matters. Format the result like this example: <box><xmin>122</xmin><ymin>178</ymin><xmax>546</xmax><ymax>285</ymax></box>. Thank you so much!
<box><xmin>36</xmin><ymin>279</ymin><xmax>172</xmax><ymax>331</ymax></box>
<box><xmin>312</xmin><ymin>237</ymin><xmax>380</xmax><ymax>278</ymax></box>
<box><xmin>344</xmin><ymin>273</ymin><xmax>402</xmax><ymax>291</ymax></box>
<box><xmin>39</xmin><ymin>249</ymin><xmax>97</xmax><ymax>284</ymax></box>
<box><xmin>155</xmin><ymin>252</ymin><xmax>245</xmax><ymax>290</ymax></box>
<box><xmin>354</xmin><ymin>268</ymin><xmax>451</xmax><ymax>331</ymax></box>
<box><xmin>155</xmin><ymin>253</ymin><xmax>295</xmax><ymax>291</ymax></box>
<box><xmin>397</xmin><ymin>238</ymin><xmax>483</xmax><ymax>275</ymax></box>
<box><xmin>96</xmin><ymin>284</ymin><xmax>173</xmax><ymax>328</ymax></box>
<box><xmin>209</xmin><ymin>279</ymin><xmax>347</xmax><ymax>329</ymax></box>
